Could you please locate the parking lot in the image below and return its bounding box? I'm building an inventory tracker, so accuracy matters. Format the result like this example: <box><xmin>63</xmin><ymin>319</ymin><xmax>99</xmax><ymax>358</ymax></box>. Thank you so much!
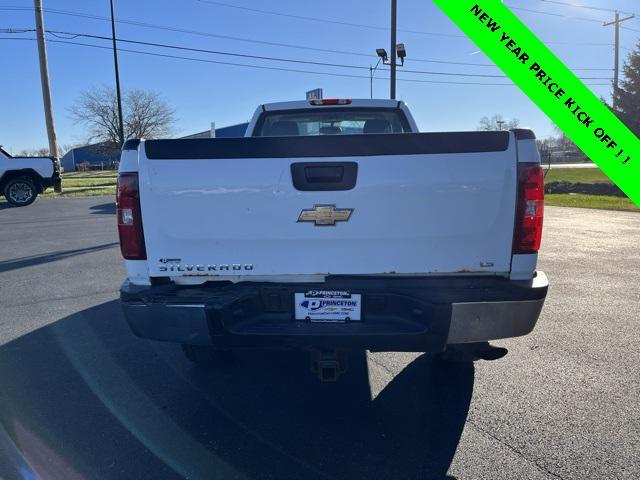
<box><xmin>0</xmin><ymin>196</ymin><xmax>638</xmax><ymax>480</ymax></box>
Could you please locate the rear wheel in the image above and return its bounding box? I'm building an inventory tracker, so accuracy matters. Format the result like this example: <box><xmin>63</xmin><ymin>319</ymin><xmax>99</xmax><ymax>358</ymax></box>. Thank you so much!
<box><xmin>181</xmin><ymin>344</ymin><xmax>234</xmax><ymax>366</ymax></box>
<box><xmin>3</xmin><ymin>177</ymin><xmax>38</xmax><ymax>207</ymax></box>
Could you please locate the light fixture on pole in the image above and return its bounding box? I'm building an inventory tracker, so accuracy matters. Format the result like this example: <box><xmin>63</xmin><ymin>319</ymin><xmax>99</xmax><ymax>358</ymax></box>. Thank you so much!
<box><xmin>370</xmin><ymin>45</ymin><xmax>406</xmax><ymax>99</ymax></box>
<box><xmin>396</xmin><ymin>43</ymin><xmax>407</xmax><ymax>66</ymax></box>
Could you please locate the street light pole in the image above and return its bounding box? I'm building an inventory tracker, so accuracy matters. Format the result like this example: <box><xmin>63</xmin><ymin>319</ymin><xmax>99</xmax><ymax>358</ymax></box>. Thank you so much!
<box><xmin>370</xmin><ymin>65</ymin><xmax>373</xmax><ymax>99</ymax></box>
<box><xmin>370</xmin><ymin>57</ymin><xmax>382</xmax><ymax>99</ymax></box>
<box><xmin>109</xmin><ymin>0</ymin><xmax>125</xmax><ymax>146</ymax></box>
<box><xmin>390</xmin><ymin>0</ymin><xmax>397</xmax><ymax>99</ymax></box>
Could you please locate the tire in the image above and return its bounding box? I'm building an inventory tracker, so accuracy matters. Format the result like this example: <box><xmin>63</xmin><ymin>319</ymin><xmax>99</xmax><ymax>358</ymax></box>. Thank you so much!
<box><xmin>3</xmin><ymin>177</ymin><xmax>38</xmax><ymax>207</ymax></box>
<box><xmin>181</xmin><ymin>344</ymin><xmax>233</xmax><ymax>366</ymax></box>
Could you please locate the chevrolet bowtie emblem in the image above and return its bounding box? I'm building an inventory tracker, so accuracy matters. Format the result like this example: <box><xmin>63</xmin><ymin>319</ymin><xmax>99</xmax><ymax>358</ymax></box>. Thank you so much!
<box><xmin>297</xmin><ymin>205</ymin><xmax>354</xmax><ymax>226</ymax></box>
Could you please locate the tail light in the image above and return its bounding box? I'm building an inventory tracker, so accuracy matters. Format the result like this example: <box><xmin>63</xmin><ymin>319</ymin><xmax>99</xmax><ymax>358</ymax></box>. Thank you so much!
<box><xmin>513</xmin><ymin>163</ymin><xmax>544</xmax><ymax>254</ymax></box>
<box><xmin>116</xmin><ymin>172</ymin><xmax>147</xmax><ymax>260</ymax></box>
<box><xmin>309</xmin><ymin>98</ymin><xmax>352</xmax><ymax>105</ymax></box>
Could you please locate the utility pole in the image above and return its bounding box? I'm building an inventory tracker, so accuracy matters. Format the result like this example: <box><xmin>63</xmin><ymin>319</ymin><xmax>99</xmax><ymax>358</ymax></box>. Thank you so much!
<box><xmin>496</xmin><ymin>120</ymin><xmax>506</xmax><ymax>130</ymax></box>
<box><xmin>390</xmin><ymin>0</ymin><xmax>397</xmax><ymax>99</ymax></box>
<box><xmin>110</xmin><ymin>0</ymin><xmax>125</xmax><ymax>146</ymax></box>
<box><xmin>604</xmin><ymin>11</ymin><xmax>634</xmax><ymax>110</ymax></box>
<box><xmin>33</xmin><ymin>0</ymin><xmax>59</xmax><ymax>169</ymax></box>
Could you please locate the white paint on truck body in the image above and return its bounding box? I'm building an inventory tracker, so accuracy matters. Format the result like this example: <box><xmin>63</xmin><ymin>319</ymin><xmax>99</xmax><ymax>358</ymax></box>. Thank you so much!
<box><xmin>136</xmin><ymin>139</ymin><xmax>518</xmax><ymax>280</ymax></box>
<box><xmin>121</xmin><ymin>100</ymin><xmax>542</xmax><ymax>285</ymax></box>
<box><xmin>0</xmin><ymin>155</ymin><xmax>54</xmax><ymax>179</ymax></box>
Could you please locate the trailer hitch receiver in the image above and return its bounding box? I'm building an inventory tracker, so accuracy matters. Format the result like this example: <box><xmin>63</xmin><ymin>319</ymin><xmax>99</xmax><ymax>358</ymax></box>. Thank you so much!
<box><xmin>310</xmin><ymin>349</ymin><xmax>348</xmax><ymax>382</ymax></box>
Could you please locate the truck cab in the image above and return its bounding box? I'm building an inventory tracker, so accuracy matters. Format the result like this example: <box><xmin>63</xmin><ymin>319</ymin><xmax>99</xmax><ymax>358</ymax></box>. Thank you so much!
<box><xmin>245</xmin><ymin>99</ymin><xmax>419</xmax><ymax>137</ymax></box>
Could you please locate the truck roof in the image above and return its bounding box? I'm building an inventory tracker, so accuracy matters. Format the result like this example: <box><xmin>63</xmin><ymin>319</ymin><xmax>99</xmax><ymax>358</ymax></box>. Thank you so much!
<box><xmin>262</xmin><ymin>99</ymin><xmax>405</xmax><ymax>111</ymax></box>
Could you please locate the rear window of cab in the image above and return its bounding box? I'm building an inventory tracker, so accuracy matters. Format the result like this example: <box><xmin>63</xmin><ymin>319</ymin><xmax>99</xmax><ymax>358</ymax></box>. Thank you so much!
<box><xmin>253</xmin><ymin>108</ymin><xmax>411</xmax><ymax>137</ymax></box>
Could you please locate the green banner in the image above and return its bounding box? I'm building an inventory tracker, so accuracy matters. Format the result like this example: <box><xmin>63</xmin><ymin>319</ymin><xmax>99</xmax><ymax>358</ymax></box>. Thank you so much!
<box><xmin>432</xmin><ymin>0</ymin><xmax>639</xmax><ymax>207</ymax></box>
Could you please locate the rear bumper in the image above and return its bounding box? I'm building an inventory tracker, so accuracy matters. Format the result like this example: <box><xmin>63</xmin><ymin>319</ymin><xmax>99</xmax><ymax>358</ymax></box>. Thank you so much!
<box><xmin>120</xmin><ymin>273</ymin><xmax>548</xmax><ymax>352</ymax></box>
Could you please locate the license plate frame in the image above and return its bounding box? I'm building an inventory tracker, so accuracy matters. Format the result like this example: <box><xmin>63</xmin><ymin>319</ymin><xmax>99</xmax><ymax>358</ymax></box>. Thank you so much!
<box><xmin>294</xmin><ymin>290</ymin><xmax>362</xmax><ymax>323</ymax></box>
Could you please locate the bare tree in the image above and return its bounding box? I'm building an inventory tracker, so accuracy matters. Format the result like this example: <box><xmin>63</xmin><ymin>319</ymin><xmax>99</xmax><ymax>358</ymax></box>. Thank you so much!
<box><xmin>18</xmin><ymin>143</ymin><xmax>77</xmax><ymax>157</ymax></box>
<box><xmin>70</xmin><ymin>86</ymin><xmax>176</xmax><ymax>149</ymax></box>
<box><xmin>59</xmin><ymin>143</ymin><xmax>78</xmax><ymax>156</ymax></box>
<box><xmin>478</xmin><ymin>114</ymin><xmax>520</xmax><ymax>131</ymax></box>
<box><xmin>550</xmin><ymin>125</ymin><xmax>580</xmax><ymax>152</ymax></box>
<box><xmin>545</xmin><ymin>124</ymin><xmax>586</xmax><ymax>162</ymax></box>
<box><xmin>536</xmin><ymin>138</ymin><xmax>552</xmax><ymax>165</ymax></box>
<box><xmin>18</xmin><ymin>147</ymin><xmax>50</xmax><ymax>157</ymax></box>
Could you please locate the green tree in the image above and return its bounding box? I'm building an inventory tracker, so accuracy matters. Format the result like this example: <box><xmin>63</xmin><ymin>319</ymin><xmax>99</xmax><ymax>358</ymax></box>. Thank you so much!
<box><xmin>612</xmin><ymin>41</ymin><xmax>640</xmax><ymax>136</ymax></box>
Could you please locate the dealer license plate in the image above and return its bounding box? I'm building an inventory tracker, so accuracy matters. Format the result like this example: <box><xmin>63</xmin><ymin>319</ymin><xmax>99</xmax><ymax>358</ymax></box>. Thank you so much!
<box><xmin>294</xmin><ymin>290</ymin><xmax>362</xmax><ymax>322</ymax></box>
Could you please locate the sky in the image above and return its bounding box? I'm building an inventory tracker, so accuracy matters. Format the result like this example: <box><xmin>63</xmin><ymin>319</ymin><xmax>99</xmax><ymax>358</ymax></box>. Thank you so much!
<box><xmin>1</xmin><ymin>0</ymin><xmax>640</xmax><ymax>154</ymax></box>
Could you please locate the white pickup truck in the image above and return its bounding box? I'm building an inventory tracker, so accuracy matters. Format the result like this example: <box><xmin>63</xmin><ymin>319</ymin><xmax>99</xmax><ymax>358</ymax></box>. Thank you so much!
<box><xmin>117</xmin><ymin>99</ymin><xmax>547</xmax><ymax>380</ymax></box>
<box><xmin>0</xmin><ymin>147</ymin><xmax>61</xmax><ymax>206</ymax></box>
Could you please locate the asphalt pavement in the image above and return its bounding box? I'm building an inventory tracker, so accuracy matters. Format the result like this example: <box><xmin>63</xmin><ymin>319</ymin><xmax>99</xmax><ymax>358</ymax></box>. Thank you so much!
<box><xmin>0</xmin><ymin>196</ymin><xmax>638</xmax><ymax>480</ymax></box>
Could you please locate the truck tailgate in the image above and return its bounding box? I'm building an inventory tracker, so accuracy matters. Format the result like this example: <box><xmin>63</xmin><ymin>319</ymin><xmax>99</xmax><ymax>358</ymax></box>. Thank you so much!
<box><xmin>138</xmin><ymin>132</ymin><xmax>517</xmax><ymax>278</ymax></box>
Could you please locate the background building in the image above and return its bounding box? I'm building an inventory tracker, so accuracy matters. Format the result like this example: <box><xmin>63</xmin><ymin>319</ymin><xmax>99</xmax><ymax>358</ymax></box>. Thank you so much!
<box><xmin>180</xmin><ymin>122</ymin><xmax>249</xmax><ymax>140</ymax></box>
<box><xmin>60</xmin><ymin>122</ymin><xmax>249</xmax><ymax>171</ymax></box>
<box><xmin>60</xmin><ymin>142</ymin><xmax>120</xmax><ymax>172</ymax></box>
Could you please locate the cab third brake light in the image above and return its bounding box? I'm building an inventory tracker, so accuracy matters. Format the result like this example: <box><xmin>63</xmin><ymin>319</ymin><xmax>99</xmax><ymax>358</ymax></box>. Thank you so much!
<box><xmin>309</xmin><ymin>99</ymin><xmax>352</xmax><ymax>106</ymax></box>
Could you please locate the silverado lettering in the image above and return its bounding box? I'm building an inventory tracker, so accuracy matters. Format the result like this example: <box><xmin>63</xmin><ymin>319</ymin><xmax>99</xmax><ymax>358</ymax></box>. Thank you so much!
<box><xmin>158</xmin><ymin>264</ymin><xmax>254</xmax><ymax>272</ymax></box>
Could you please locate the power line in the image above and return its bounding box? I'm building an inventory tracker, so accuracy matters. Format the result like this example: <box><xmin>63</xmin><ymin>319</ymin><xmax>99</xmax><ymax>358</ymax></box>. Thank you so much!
<box><xmin>0</xmin><ymin>3</ymin><xmax>617</xmax><ymax>48</ymax></box>
<box><xmin>39</xmin><ymin>31</ymin><xmax>523</xmax><ymax>78</ymax></box>
<box><xmin>42</xmin><ymin>29</ymin><xmax>378</xmax><ymax>71</ymax></box>
<box><xmin>397</xmin><ymin>66</ymin><xmax>610</xmax><ymax>80</ymax></box>
<box><xmin>506</xmin><ymin>5</ymin><xmax>606</xmax><ymax>24</ymax></box>
<box><xmin>40</xmin><ymin>28</ymin><xmax>612</xmax><ymax>80</ymax></box>
<box><xmin>0</xmin><ymin>6</ymin><xmax>525</xmax><ymax>67</ymax></box>
<box><xmin>0</xmin><ymin>4</ymin><xmax>467</xmax><ymax>40</ymax></box>
<box><xmin>537</xmin><ymin>0</ymin><xmax>637</xmax><ymax>16</ymax></box>
<box><xmin>0</xmin><ymin>36</ymin><xmax>512</xmax><ymax>85</ymax></box>
<box><xmin>506</xmin><ymin>4</ymin><xmax>640</xmax><ymax>51</ymax></box>
<box><xmin>0</xmin><ymin>26</ymin><xmax>33</xmax><ymax>33</ymax></box>
<box><xmin>194</xmin><ymin>0</ymin><xmax>614</xmax><ymax>46</ymax></box>
<box><xmin>0</xmin><ymin>36</ymin><xmax>613</xmax><ymax>87</ymax></box>
<box><xmin>0</xmin><ymin>5</ymin><xmax>497</xmax><ymax>66</ymax></box>
<box><xmin>0</xmin><ymin>3</ymin><xmax>620</xmax><ymax>71</ymax></box>
<box><xmin>0</xmin><ymin>5</ymin><xmax>389</xmax><ymax>59</ymax></box>
<box><xmin>0</xmin><ymin>26</ymin><xmax>616</xmax><ymax>80</ymax></box>
<box><xmin>194</xmin><ymin>0</ymin><xmax>466</xmax><ymax>38</ymax></box>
